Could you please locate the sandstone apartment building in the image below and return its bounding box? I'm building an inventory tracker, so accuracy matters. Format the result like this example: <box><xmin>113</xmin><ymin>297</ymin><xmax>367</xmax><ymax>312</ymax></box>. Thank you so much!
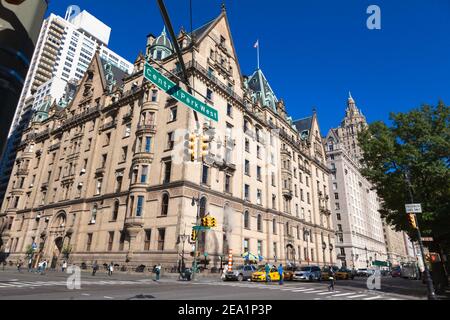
<box><xmin>0</xmin><ymin>7</ymin><xmax>336</xmax><ymax>271</ymax></box>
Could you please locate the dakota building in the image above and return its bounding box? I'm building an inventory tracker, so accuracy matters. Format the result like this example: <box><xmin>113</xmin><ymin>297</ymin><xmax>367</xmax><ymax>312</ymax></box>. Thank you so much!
<box><xmin>0</xmin><ymin>8</ymin><xmax>336</xmax><ymax>270</ymax></box>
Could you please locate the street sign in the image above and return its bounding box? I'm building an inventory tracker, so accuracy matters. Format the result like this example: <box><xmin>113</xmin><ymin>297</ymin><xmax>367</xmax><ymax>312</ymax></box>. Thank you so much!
<box><xmin>372</xmin><ymin>260</ymin><xmax>389</xmax><ymax>267</ymax></box>
<box><xmin>421</xmin><ymin>237</ymin><xmax>434</xmax><ymax>242</ymax></box>
<box><xmin>405</xmin><ymin>204</ymin><xmax>422</xmax><ymax>214</ymax></box>
<box><xmin>144</xmin><ymin>63</ymin><xmax>219</xmax><ymax>122</ymax></box>
<box><xmin>193</xmin><ymin>226</ymin><xmax>211</xmax><ymax>231</ymax></box>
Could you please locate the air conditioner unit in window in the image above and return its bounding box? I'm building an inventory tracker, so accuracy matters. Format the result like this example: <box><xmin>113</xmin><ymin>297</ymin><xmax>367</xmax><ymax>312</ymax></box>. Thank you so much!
<box><xmin>80</xmin><ymin>168</ymin><xmax>86</xmax><ymax>175</ymax></box>
<box><xmin>30</xmin><ymin>184</ymin><xmax>34</xmax><ymax>188</ymax></box>
<box><xmin>90</xmin><ymin>219</ymin><xmax>96</xmax><ymax>224</ymax></box>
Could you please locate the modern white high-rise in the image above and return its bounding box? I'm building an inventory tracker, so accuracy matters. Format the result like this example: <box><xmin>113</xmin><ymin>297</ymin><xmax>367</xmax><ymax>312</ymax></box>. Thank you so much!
<box><xmin>0</xmin><ymin>6</ymin><xmax>133</xmax><ymax>206</ymax></box>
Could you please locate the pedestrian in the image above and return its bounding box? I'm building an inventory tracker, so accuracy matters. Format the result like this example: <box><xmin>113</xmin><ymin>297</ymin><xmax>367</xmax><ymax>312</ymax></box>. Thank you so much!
<box><xmin>41</xmin><ymin>260</ymin><xmax>47</xmax><ymax>275</ymax></box>
<box><xmin>278</xmin><ymin>264</ymin><xmax>284</xmax><ymax>285</ymax></box>
<box><xmin>2</xmin><ymin>261</ymin><xmax>6</xmax><ymax>271</ymax></box>
<box><xmin>62</xmin><ymin>260</ymin><xmax>67</xmax><ymax>273</ymax></box>
<box><xmin>28</xmin><ymin>258</ymin><xmax>33</xmax><ymax>272</ymax></box>
<box><xmin>108</xmin><ymin>262</ymin><xmax>114</xmax><ymax>276</ymax></box>
<box><xmin>17</xmin><ymin>260</ymin><xmax>23</xmax><ymax>273</ymax></box>
<box><xmin>264</xmin><ymin>263</ymin><xmax>271</xmax><ymax>283</ymax></box>
<box><xmin>155</xmin><ymin>264</ymin><xmax>161</xmax><ymax>281</ymax></box>
<box><xmin>221</xmin><ymin>264</ymin><xmax>229</xmax><ymax>281</ymax></box>
<box><xmin>328</xmin><ymin>266</ymin><xmax>335</xmax><ymax>291</ymax></box>
<box><xmin>92</xmin><ymin>261</ymin><xmax>98</xmax><ymax>276</ymax></box>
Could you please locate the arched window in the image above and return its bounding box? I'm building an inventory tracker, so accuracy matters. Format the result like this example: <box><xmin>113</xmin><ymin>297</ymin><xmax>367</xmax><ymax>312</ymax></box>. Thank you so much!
<box><xmin>161</xmin><ymin>194</ymin><xmax>169</xmax><ymax>216</ymax></box>
<box><xmin>112</xmin><ymin>200</ymin><xmax>120</xmax><ymax>221</ymax></box>
<box><xmin>244</xmin><ymin>211</ymin><xmax>250</xmax><ymax>229</ymax></box>
<box><xmin>90</xmin><ymin>205</ymin><xmax>97</xmax><ymax>223</ymax></box>
<box><xmin>257</xmin><ymin>214</ymin><xmax>263</xmax><ymax>232</ymax></box>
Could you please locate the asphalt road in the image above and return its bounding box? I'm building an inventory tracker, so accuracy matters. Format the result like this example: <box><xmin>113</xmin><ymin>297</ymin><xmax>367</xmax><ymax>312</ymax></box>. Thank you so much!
<box><xmin>0</xmin><ymin>269</ymin><xmax>444</xmax><ymax>300</ymax></box>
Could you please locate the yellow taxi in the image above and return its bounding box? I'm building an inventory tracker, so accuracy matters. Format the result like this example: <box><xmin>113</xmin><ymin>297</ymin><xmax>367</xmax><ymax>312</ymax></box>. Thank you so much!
<box><xmin>251</xmin><ymin>265</ymin><xmax>282</xmax><ymax>282</ymax></box>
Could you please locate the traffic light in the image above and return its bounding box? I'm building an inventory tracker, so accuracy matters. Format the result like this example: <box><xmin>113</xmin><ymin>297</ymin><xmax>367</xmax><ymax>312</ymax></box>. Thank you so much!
<box><xmin>407</xmin><ymin>213</ymin><xmax>418</xmax><ymax>229</ymax></box>
<box><xmin>191</xmin><ymin>229</ymin><xmax>198</xmax><ymax>242</ymax></box>
<box><xmin>200</xmin><ymin>135</ymin><xmax>211</xmax><ymax>159</ymax></box>
<box><xmin>210</xmin><ymin>217</ymin><xmax>217</xmax><ymax>228</ymax></box>
<box><xmin>201</xmin><ymin>217</ymin><xmax>209</xmax><ymax>227</ymax></box>
<box><xmin>188</xmin><ymin>133</ymin><xmax>197</xmax><ymax>162</ymax></box>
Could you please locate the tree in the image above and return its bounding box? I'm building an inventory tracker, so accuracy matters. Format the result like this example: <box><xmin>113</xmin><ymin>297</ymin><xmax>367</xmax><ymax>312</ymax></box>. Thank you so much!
<box><xmin>358</xmin><ymin>101</ymin><xmax>450</xmax><ymax>252</ymax></box>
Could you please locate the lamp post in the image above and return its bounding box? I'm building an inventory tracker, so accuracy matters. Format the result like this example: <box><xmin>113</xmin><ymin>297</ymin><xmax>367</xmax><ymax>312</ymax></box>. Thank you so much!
<box><xmin>178</xmin><ymin>233</ymin><xmax>189</xmax><ymax>274</ymax></box>
<box><xmin>191</xmin><ymin>196</ymin><xmax>202</xmax><ymax>280</ymax></box>
<box><xmin>304</xmin><ymin>228</ymin><xmax>310</xmax><ymax>265</ymax></box>
<box><xmin>329</xmin><ymin>243</ymin><xmax>334</xmax><ymax>265</ymax></box>
<box><xmin>365</xmin><ymin>246</ymin><xmax>369</xmax><ymax>268</ymax></box>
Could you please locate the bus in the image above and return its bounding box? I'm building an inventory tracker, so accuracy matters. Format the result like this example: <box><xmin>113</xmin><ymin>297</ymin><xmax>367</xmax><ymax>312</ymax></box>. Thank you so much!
<box><xmin>400</xmin><ymin>262</ymin><xmax>419</xmax><ymax>280</ymax></box>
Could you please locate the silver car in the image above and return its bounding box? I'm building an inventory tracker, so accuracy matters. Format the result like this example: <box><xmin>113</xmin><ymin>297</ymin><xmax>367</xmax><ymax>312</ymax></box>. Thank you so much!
<box><xmin>293</xmin><ymin>266</ymin><xmax>322</xmax><ymax>281</ymax></box>
<box><xmin>224</xmin><ymin>265</ymin><xmax>257</xmax><ymax>281</ymax></box>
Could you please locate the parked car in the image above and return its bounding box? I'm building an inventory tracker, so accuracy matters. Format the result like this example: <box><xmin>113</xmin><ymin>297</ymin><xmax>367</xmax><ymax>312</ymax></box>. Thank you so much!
<box><xmin>321</xmin><ymin>266</ymin><xmax>340</xmax><ymax>280</ymax></box>
<box><xmin>356</xmin><ymin>268</ymin><xmax>371</xmax><ymax>277</ymax></box>
<box><xmin>251</xmin><ymin>265</ymin><xmax>282</xmax><ymax>282</ymax></box>
<box><xmin>293</xmin><ymin>266</ymin><xmax>321</xmax><ymax>281</ymax></box>
<box><xmin>283</xmin><ymin>265</ymin><xmax>298</xmax><ymax>281</ymax></box>
<box><xmin>224</xmin><ymin>265</ymin><xmax>257</xmax><ymax>281</ymax></box>
<box><xmin>391</xmin><ymin>266</ymin><xmax>401</xmax><ymax>278</ymax></box>
<box><xmin>335</xmin><ymin>268</ymin><xmax>355</xmax><ymax>280</ymax></box>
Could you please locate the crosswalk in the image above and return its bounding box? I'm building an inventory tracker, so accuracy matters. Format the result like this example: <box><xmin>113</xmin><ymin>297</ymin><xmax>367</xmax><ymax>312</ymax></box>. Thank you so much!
<box><xmin>0</xmin><ymin>279</ymin><xmax>156</xmax><ymax>290</ymax></box>
<box><xmin>193</xmin><ymin>281</ymin><xmax>404</xmax><ymax>300</ymax></box>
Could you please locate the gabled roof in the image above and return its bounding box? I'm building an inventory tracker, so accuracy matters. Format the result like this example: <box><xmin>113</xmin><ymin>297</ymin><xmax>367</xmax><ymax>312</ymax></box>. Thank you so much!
<box><xmin>98</xmin><ymin>56</ymin><xmax>127</xmax><ymax>89</ymax></box>
<box><xmin>294</xmin><ymin>116</ymin><xmax>313</xmax><ymax>133</ymax></box>
<box><xmin>191</xmin><ymin>18</ymin><xmax>218</xmax><ymax>41</ymax></box>
<box><xmin>247</xmin><ymin>68</ymin><xmax>278</xmax><ymax>111</ymax></box>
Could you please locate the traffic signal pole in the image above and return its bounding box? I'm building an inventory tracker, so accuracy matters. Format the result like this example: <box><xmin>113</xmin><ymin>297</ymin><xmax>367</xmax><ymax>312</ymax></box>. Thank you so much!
<box><xmin>405</xmin><ymin>174</ymin><xmax>436</xmax><ymax>300</ymax></box>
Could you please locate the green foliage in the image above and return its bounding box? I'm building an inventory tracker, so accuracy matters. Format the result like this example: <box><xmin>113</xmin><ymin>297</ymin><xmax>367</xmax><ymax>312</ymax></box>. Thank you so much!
<box><xmin>358</xmin><ymin>101</ymin><xmax>450</xmax><ymax>248</ymax></box>
<box><xmin>62</xmin><ymin>245</ymin><xmax>72</xmax><ymax>256</ymax></box>
<box><xmin>25</xmin><ymin>245</ymin><xmax>34</xmax><ymax>256</ymax></box>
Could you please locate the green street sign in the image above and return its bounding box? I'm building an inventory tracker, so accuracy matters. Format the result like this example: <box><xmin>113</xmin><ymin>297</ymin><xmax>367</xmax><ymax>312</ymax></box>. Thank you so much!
<box><xmin>193</xmin><ymin>226</ymin><xmax>211</xmax><ymax>231</ymax></box>
<box><xmin>144</xmin><ymin>63</ymin><xmax>218</xmax><ymax>122</ymax></box>
<box><xmin>372</xmin><ymin>260</ymin><xmax>389</xmax><ymax>267</ymax></box>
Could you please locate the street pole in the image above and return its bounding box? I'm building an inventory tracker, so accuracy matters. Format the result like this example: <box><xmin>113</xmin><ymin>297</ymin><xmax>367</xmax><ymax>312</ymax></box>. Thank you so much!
<box><xmin>405</xmin><ymin>173</ymin><xmax>436</xmax><ymax>300</ymax></box>
<box><xmin>192</xmin><ymin>197</ymin><xmax>201</xmax><ymax>281</ymax></box>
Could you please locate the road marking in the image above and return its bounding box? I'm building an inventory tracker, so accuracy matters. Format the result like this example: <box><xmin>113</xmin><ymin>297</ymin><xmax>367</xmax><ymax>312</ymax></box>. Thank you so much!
<box><xmin>317</xmin><ymin>291</ymin><xmax>341</xmax><ymax>295</ymax></box>
<box><xmin>346</xmin><ymin>294</ymin><xmax>368</xmax><ymax>299</ymax></box>
<box><xmin>281</xmin><ymin>287</ymin><xmax>303</xmax><ymax>291</ymax></box>
<box><xmin>81</xmin><ymin>293</ymin><xmax>91</xmax><ymax>296</ymax></box>
<box><xmin>331</xmin><ymin>292</ymin><xmax>355</xmax><ymax>297</ymax></box>
<box><xmin>104</xmin><ymin>296</ymin><xmax>114</xmax><ymax>299</ymax></box>
<box><xmin>308</xmin><ymin>290</ymin><xmax>330</xmax><ymax>294</ymax></box>
<box><xmin>363</xmin><ymin>295</ymin><xmax>383</xmax><ymax>300</ymax></box>
<box><xmin>291</xmin><ymin>288</ymin><xmax>317</xmax><ymax>292</ymax></box>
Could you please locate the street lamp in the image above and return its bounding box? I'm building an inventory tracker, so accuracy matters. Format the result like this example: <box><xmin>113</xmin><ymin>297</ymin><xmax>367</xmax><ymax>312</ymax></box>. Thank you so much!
<box><xmin>191</xmin><ymin>196</ymin><xmax>203</xmax><ymax>280</ymax></box>
<box><xmin>303</xmin><ymin>228</ymin><xmax>310</xmax><ymax>265</ymax></box>
<box><xmin>322</xmin><ymin>242</ymin><xmax>327</xmax><ymax>266</ymax></box>
<box><xmin>178</xmin><ymin>232</ymin><xmax>189</xmax><ymax>274</ymax></box>
<box><xmin>365</xmin><ymin>246</ymin><xmax>369</xmax><ymax>268</ymax></box>
<box><xmin>329</xmin><ymin>243</ymin><xmax>334</xmax><ymax>265</ymax></box>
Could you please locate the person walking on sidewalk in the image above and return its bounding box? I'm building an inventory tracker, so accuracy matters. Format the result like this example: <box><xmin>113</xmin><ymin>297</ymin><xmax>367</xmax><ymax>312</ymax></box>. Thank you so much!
<box><xmin>92</xmin><ymin>261</ymin><xmax>98</xmax><ymax>276</ymax></box>
<box><xmin>155</xmin><ymin>264</ymin><xmax>161</xmax><ymax>281</ymax></box>
<box><xmin>278</xmin><ymin>264</ymin><xmax>284</xmax><ymax>285</ymax></box>
<box><xmin>16</xmin><ymin>260</ymin><xmax>23</xmax><ymax>273</ymax></box>
<box><xmin>108</xmin><ymin>262</ymin><xmax>114</xmax><ymax>276</ymax></box>
<box><xmin>61</xmin><ymin>260</ymin><xmax>67</xmax><ymax>273</ymax></box>
<box><xmin>28</xmin><ymin>258</ymin><xmax>33</xmax><ymax>272</ymax></box>
<box><xmin>264</xmin><ymin>263</ymin><xmax>271</xmax><ymax>283</ymax></box>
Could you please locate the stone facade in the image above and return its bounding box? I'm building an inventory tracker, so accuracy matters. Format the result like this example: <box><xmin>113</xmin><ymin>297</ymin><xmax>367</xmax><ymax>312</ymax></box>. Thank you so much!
<box><xmin>0</xmin><ymin>8</ymin><xmax>335</xmax><ymax>271</ymax></box>
<box><xmin>325</xmin><ymin>95</ymin><xmax>387</xmax><ymax>269</ymax></box>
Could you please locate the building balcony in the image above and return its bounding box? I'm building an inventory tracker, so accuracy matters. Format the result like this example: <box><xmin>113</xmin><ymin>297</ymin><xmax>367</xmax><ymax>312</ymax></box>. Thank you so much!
<box><xmin>282</xmin><ymin>188</ymin><xmax>293</xmax><ymax>199</ymax></box>
<box><xmin>124</xmin><ymin>216</ymin><xmax>144</xmax><ymax>231</ymax></box>
<box><xmin>95</xmin><ymin>168</ymin><xmax>106</xmax><ymax>177</ymax></box>
<box><xmin>320</xmin><ymin>207</ymin><xmax>332</xmax><ymax>216</ymax></box>
<box><xmin>132</xmin><ymin>152</ymin><xmax>155</xmax><ymax>163</ymax></box>
<box><xmin>48</xmin><ymin>142</ymin><xmax>61</xmax><ymax>152</ymax></box>
<box><xmin>16</xmin><ymin>169</ymin><xmax>29</xmax><ymax>176</ymax></box>
<box><xmin>61</xmin><ymin>174</ymin><xmax>75</xmax><ymax>183</ymax></box>
<box><xmin>281</xmin><ymin>148</ymin><xmax>292</xmax><ymax>158</ymax></box>
<box><xmin>136</xmin><ymin>124</ymin><xmax>157</xmax><ymax>135</ymax></box>
<box><xmin>41</xmin><ymin>182</ymin><xmax>49</xmax><ymax>190</ymax></box>
<box><xmin>100</xmin><ymin>120</ymin><xmax>117</xmax><ymax>132</ymax></box>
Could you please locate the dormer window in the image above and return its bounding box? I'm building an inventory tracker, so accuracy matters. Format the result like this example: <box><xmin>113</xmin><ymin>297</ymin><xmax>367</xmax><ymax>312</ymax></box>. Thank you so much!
<box><xmin>156</xmin><ymin>50</ymin><xmax>162</xmax><ymax>60</ymax></box>
<box><xmin>220</xmin><ymin>36</ymin><xmax>226</xmax><ymax>46</ymax></box>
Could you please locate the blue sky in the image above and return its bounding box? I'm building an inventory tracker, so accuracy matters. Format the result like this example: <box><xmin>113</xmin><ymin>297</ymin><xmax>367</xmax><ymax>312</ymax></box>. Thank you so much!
<box><xmin>47</xmin><ymin>0</ymin><xmax>450</xmax><ymax>134</ymax></box>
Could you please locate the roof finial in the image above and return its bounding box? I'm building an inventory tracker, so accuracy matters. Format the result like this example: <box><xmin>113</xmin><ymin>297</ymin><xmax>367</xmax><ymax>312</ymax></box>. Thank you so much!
<box><xmin>312</xmin><ymin>106</ymin><xmax>317</xmax><ymax>114</ymax></box>
<box><xmin>162</xmin><ymin>26</ymin><xmax>167</xmax><ymax>35</ymax></box>
<box><xmin>349</xmin><ymin>91</ymin><xmax>353</xmax><ymax>99</ymax></box>
<box><xmin>221</xmin><ymin>1</ymin><xmax>226</xmax><ymax>12</ymax></box>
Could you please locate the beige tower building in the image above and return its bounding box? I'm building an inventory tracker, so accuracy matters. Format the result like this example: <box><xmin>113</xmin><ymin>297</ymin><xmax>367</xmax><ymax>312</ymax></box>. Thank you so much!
<box><xmin>0</xmin><ymin>8</ymin><xmax>335</xmax><ymax>271</ymax></box>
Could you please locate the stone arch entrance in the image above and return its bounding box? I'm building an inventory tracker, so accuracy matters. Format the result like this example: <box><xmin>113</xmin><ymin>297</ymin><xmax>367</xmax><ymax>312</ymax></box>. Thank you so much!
<box><xmin>286</xmin><ymin>244</ymin><xmax>296</xmax><ymax>265</ymax></box>
<box><xmin>51</xmin><ymin>237</ymin><xmax>64</xmax><ymax>269</ymax></box>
